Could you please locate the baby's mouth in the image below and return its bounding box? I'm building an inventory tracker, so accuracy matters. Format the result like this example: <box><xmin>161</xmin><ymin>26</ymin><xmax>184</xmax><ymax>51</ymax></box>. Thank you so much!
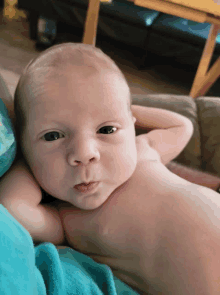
<box><xmin>74</xmin><ymin>182</ymin><xmax>99</xmax><ymax>193</ymax></box>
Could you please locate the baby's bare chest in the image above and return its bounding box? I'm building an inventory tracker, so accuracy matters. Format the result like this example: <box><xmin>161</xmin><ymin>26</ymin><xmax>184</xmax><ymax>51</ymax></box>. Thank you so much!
<box><xmin>59</xmin><ymin>159</ymin><xmax>169</xmax><ymax>254</ymax></box>
<box><xmin>59</xmin><ymin>137</ymin><xmax>181</xmax><ymax>251</ymax></box>
<box><xmin>58</xmin><ymin>150</ymin><xmax>192</xmax><ymax>293</ymax></box>
<box><xmin>58</xmin><ymin>162</ymin><xmax>171</xmax><ymax>293</ymax></box>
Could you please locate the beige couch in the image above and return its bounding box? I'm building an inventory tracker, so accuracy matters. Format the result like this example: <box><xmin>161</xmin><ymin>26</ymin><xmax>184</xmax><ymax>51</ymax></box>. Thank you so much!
<box><xmin>1</xmin><ymin>68</ymin><xmax>220</xmax><ymax>177</ymax></box>
<box><xmin>133</xmin><ymin>94</ymin><xmax>220</xmax><ymax>177</ymax></box>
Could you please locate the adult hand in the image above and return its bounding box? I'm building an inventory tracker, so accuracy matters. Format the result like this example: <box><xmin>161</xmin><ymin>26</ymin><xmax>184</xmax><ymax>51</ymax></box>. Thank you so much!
<box><xmin>166</xmin><ymin>161</ymin><xmax>220</xmax><ymax>191</ymax></box>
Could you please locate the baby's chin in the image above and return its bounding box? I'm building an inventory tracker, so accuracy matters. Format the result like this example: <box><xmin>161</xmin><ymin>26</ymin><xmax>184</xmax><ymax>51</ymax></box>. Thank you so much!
<box><xmin>66</xmin><ymin>195</ymin><xmax>108</xmax><ymax>210</ymax></box>
<box><xmin>73</xmin><ymin>201</ymin><xmax>105</xmax><ymax>211</ymax></box>
<box><xmin>67</xmin><ymin>184</ymin><xmax>118</xmax><ymax>210</ymax></box>
<box><xmin>45</xmin><ymin>174</ymin><xmax>133</xmax><ymax>210</ymax></box>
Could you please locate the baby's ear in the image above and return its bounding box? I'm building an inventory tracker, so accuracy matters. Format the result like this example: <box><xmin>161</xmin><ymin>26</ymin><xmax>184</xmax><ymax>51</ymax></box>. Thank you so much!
<box><xmin>133</xmin><ymin>116</ymin><xmax>136</xmax><ymax>124</ymax></box>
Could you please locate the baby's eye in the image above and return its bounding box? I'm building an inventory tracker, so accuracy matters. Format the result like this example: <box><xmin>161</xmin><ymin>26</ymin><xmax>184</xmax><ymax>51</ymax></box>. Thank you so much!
<box><xmin>98</xmin><ymin>126</ymin><xmax>117</xmax><ymax>134</ymax></box>
<box><xmin>42</xmin><ymin>131</ymin><xmax>64</xmax><ymax>141</ymax></box>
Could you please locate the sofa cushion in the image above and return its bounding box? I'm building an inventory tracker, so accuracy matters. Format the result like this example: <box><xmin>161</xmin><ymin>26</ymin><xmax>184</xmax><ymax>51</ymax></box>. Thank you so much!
<box><xmin>151</xmin><ymin>14</ymin><xmax>220</xmax><ymax>48</ymax></box>
<box><xmin>68</xmin><ymin>5</ymin><xmax>150</xmax><ymax>47</ymax></box>
<box><xmin>19</xmin><ymin>0</ymin><xmax>159</xmax><ymax>27</ymax></box>
<box><xmin>196</xmin><ymin>96</ymin><xmax>220</xmax><ymax>176</ymax></box>
<box><xmin>147</xmin><ymin>14</ymin><xmax>220</xmax><ymax>67</ymax></box>
<box><xmin>132</xmin><ymin>94</ymin><xmax>202</xmax><ymax>170</ymax></box>
<box><xmin>98</xmin><ymin>13</ymin><xmax>148</xmax><ymax>47</ymax></box>
<box><xmin>99</xmin><ymin>0</ymin><xmax>159</xmax><ymax>27</ymax></box>
<box><xmin>24</xmin><ymin>0</ymin><xmax>159</xmax><ymax>48</ymax></box>
<box><xmin>0</xmin><ymin>98</ymin><xmax>16</xmax><ymax>177</ymax></box>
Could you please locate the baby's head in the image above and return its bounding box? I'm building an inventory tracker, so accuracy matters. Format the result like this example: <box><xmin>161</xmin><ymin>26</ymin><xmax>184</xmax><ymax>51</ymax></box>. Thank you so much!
<box><xmin>14</xmin><ymin>43</ymin><xmax>137</xmax><ymax>210</ymax></box>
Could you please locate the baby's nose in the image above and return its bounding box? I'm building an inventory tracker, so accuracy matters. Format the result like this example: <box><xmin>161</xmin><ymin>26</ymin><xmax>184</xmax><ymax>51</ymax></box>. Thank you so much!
<box><xmin>74</xmin><ymin>157</ymin><xmax>96</xmax><ymax>166</ymax></box>
<box><xmin>67</xmin><ymin>139</ymin><xmax>100</xmax><ymax>166</ymax></box>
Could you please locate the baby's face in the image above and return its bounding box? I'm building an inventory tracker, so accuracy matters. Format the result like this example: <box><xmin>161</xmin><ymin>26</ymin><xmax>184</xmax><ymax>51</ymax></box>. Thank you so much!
<box><xmin>20</xmin><ymin>68</ymin><xmax>137</xmax><ymax>210</ymax></box>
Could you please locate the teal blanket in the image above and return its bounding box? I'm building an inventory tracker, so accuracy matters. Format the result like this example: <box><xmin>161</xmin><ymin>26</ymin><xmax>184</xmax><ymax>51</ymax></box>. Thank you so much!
<box><xmin>0</xmin><ymin>98</ymin><xmax>16</xmax><ymax>177</ymax></box>
<box><xmin>0</xmin><ymin>204</ymin><xmax>139</xmax><ymax>295</ymax></box>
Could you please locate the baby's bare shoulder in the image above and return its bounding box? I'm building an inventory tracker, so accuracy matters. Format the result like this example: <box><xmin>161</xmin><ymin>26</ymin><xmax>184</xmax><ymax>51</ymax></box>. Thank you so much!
<box><xmin>133</xmin><ymin>134</ymin><xmax>186</xmax><ymax>193</ymax></box>
<box><xmin>136</xmin><ymin>134</ymin><xmax>161</xmax><ymax>163</ymax></box>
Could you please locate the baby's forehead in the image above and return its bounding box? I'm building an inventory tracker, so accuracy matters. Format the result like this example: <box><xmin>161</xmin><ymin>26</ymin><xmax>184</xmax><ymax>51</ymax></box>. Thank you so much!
<box><xmin>26</xmin><ymin>55</ymin><xmax>122</xmax><ymax>82</ymax></box>
<box><xmin>25</xmin><ymin>63</ymin><xmax>127</xmax><ymax>98</ymax></box>
<box><xmin>46</xmin><ymin>64</ymin><xmax>118</xmax><ymax>82</ymax></box>
<box><xmin>22</xmin><ymin>65</ymin><xmax>129</xmax><ymax>109</ymax></box>
<box><xmin>19</xmin><ymin>44</ymin><xmax>130</xmax><ymax>107</ymax></box>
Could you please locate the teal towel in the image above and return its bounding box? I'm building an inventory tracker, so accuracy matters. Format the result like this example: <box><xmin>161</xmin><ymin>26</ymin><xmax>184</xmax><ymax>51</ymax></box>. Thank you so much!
<box><xmin>0</xmin><ymin>98</ymin><xmax>16</xmax><ymax>177</ymax></box>
<box><xmin>0</xmin><ymin>205</ymin><xmax>139</xmax><ymax>294</ymax></box>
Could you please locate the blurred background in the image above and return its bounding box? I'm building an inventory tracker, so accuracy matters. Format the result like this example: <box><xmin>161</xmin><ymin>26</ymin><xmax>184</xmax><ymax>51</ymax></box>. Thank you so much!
<box><xmin>1</xmin><ymin>0</ymin><xmax>220</xmax><ymax>99</ymax></box>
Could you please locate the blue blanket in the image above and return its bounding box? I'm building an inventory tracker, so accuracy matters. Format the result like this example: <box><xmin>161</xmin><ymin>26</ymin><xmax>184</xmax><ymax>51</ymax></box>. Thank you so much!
<box><xmin>0</xmin><ymin>204</ymin><xmax>139</xmax><ymax>295</ymax></box>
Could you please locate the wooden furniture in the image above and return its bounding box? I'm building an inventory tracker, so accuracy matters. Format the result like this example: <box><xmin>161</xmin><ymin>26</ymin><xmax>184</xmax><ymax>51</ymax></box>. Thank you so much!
<box><xmin>82</xmin><ymin>0</ymin><xmax>112</xmax><ymax>45</ymax></box>
<box><xmin>4</xmin><ymin>0</ymin><xmax>26</xmax><ymax>20</ymax></box>
<box><xmin>133</xmin><ymin>0</ymin><xmax>220</xmax><ymax>98</ymax></box>
<box><xmin>82</xmin><ymin>0</ymin><xmax>220</xmax><ymax>99</ymax></box>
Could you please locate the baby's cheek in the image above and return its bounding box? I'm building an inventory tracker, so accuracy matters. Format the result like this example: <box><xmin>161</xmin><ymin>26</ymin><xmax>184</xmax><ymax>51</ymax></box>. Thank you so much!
<box><xmin>119</xmin><ymin>148</ymin><xmax>137</xmax><ymax>180</ymax></box>
<box><xmin>37</xmin><ymin>159</ymin><xmax>70</xmax><ymax>199</ymax></box>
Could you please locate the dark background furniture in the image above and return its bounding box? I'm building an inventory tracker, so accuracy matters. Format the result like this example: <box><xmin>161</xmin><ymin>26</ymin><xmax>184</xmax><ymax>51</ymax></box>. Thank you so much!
<box><xmin>18</xmin><ymin>0</ymin><xmax>161</xmax><ymax>68</ymax></box>
<box><xmin>17</xmin><ymin>0</ymin><xmax>220</xmax><ymax>70</ymax></box>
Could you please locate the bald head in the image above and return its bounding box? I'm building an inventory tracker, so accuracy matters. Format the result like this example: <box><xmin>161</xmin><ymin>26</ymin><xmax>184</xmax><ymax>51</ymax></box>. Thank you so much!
<box><xmin>14</xmin><ymin>43</ymin><xmax>132</xmax><ymax>139</ymax></box>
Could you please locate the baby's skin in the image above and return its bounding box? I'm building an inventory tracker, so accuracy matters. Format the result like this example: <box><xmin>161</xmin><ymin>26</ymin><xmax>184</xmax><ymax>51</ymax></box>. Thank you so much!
<box><xmin>1</xmin><ymin>44</ymin><xmax>220</xmax><ymax>294</ymax></box>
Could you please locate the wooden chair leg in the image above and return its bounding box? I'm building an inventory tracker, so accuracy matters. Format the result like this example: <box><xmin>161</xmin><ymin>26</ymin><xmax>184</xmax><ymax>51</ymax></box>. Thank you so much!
<box><xmin>193</xmin><ymin>57</ymin><xmax>220</xmax><ymax>97</ymax></box>
<box><xmin>82</xmin><ymin>0</ymin><xmax>101</xmax><ymax>46</ymax></box>
<box><xmin>190</xmin><ymin>24</ymin><xmax>220</xmax><ymax>98</ymax></box>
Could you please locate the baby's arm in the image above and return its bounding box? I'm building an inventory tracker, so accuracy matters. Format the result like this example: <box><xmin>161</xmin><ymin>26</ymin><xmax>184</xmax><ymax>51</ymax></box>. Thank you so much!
<box><xmin>0</xmin><ymin>158</ymin><xmax>65</xmax><ymax>245</ymax></box>
<box><xmin>132</xmin><ymin>105</ymin><xmax>193</xmax><ymax>165</ymax></box>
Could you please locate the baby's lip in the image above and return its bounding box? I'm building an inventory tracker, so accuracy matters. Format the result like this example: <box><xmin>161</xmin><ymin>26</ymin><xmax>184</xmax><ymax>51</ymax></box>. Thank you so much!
<box><xmin>74</xmin><ymin>182</ymin><xmax>100</xmax><ymax>193</ymax></box>
<box><xmin>74</xmin><ymin>181</ymin><xmax>96</xmax><ymax>186</ymax></box>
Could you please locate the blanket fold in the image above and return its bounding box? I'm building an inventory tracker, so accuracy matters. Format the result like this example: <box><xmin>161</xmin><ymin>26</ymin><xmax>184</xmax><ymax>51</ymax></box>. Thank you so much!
<box><xmin>0</xmin><ymin>204</ymin><xmax>139</xmax><ymax>295</ymax></box>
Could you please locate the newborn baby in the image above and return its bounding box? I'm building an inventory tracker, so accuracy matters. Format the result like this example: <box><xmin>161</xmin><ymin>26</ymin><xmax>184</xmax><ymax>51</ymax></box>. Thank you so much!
<box><xmin>1</xmin><ymin>43</ymin><xmax>220</xmax><ymax>295</ymax></box>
